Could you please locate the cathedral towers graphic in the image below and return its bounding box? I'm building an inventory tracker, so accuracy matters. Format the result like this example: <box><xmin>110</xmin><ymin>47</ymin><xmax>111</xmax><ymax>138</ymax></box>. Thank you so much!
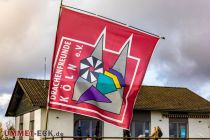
<box><xmin>72</xmin><ymin>29</ymin><xmax>131</xmax><ymax>114</ymax></box>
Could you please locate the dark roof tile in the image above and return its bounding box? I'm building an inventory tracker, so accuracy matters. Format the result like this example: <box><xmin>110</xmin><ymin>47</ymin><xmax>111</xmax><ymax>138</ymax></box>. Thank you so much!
<box><xmin>135</xmin><ymin>86</ymin><xmax>210</xmax><ymax>112</ymax></box>
<box><xmin>17</xmin><ymin>78</ymin><xmax>49</xmax><ymax>107</ymax></box>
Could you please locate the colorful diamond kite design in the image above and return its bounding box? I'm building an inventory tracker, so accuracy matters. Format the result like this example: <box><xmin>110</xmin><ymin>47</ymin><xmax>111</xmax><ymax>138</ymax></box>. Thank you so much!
<box><xmin>78</xmin><ymin>61</ymin><xmax>126</xmax><ymax>103</ymax></box>
<box><xmin>79</xmin><ymin>56</ymin><xmax>103</xmax><ymax>83</ymax></box>
<box><xmin>77</xmin><ymin>42</ymin><xmax>126</xmax><ymax>104</ymax></box>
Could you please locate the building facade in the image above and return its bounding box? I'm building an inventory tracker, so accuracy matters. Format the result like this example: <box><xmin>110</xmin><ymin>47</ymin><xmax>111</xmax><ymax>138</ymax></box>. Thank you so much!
<box><xmin>6</xmin><ymin>78</ymin><xmax>210</xmax><ymax>139</ymax></box>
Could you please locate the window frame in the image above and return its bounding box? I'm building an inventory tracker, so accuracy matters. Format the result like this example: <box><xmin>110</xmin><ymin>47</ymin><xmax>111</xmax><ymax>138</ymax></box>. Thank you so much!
<box><xmin>169</xmin><ymin>118</ymin><xmax>188</xmax><ymax>138</ymax></box>
<box><xmin>130</xmin><ymin>111</ymin><xmax>151</xmax><ymax>137</ymax></box>
<box><xmin>19</xmin><ymin>115</ymin><xmax>24</xmax><ymax>140</ymax></box>
<box><xmin>29</xmin><ymin>112</ymin><xmax>34</xmax><ymax>140</ymax></box>
<box><xmin>130</xmin><ymin>121</ymin><xmax>150</xmax><ymax>137</ymax></box>
<box><xmin>74</xmin><ymin>114</ymin><xmax>103</xmax><ymax>139</ymax></box>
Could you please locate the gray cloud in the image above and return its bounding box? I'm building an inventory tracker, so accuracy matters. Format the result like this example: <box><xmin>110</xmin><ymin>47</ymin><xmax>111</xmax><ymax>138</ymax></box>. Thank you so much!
<box><xmin>0</xmin><ymin>0</ymin><xmax>60</xmax><ymax>93</ymax></box>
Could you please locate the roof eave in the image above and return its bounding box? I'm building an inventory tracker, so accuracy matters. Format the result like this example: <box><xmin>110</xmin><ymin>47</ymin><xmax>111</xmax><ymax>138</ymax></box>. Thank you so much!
<box><xmin>134</xmin><ymin>108</ymin><xmax>210</xmax><ymax>113</ymax></box>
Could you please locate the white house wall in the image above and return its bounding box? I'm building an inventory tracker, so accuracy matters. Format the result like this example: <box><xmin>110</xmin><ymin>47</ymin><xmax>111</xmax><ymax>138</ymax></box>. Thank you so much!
<box><xmin>15</xmin><ymin>116</ymin><xmax>20</xmax><ymax>140</ymax></box>
<box><xmin>189</xmin><ymin>118</ymin><xmax>210</xmax><ymax>138</ymax></box>
<box><xmin>41</xmin><ymin>108</ymin><xmax>46</xmax><ymax>131</ymax></box>
<box><xmin>34</xmin><ymin>109</ymin><xmax>41</xmax><ymax>140</ymax></box>
<box><xmin>41</xmin><ymin>108</ymin><xmax>74</xmax><ymax>137</ymax></box>
<box><xmin>103</xmin><ymin>122</ymin><xmax>123</xmax><ymax>138</ymax></box>
<box><xmin>23</xmin><ymin>112</ymin><xmax>30</xmax><ymax>140</ymax></box>
<box><xmin>151</xmin><ymin>111</ymin><xmax>169</xmax><ymax>138</ymax></box>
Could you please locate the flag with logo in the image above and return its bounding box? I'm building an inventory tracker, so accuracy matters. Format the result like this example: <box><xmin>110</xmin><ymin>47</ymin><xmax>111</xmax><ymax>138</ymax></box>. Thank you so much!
<box><xmin>48</xmin><ymin>7</ymin><xmax>160</xmax><ymax>129</ymax></box>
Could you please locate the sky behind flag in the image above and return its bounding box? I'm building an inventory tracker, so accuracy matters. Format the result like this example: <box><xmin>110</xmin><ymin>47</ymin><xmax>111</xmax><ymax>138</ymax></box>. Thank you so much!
<box><xmin>0</xmin><ymin>0</ymin><xmax>210</xmax><ymax>127</ymax></box>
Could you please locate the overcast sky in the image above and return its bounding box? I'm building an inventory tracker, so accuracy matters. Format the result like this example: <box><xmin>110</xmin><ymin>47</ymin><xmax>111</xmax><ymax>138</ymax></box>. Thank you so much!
<box><xmin>0</xmin><ymin>0</ymin><xmax>210</xmax><ymax>126</ymax></box>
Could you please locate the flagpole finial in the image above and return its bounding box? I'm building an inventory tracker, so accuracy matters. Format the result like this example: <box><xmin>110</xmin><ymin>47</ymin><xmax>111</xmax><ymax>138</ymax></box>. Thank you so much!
<box><xmin>161</xmin><ymin>36</ymin><xmax>165</xmax><ymax>40</ymax></box>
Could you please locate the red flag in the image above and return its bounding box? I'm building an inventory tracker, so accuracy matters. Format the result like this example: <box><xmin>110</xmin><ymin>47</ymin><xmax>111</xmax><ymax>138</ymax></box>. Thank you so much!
<box><xmin>48</xmin><ymin>7</ymin><xmax>159</xmax><ymax>129</ymax></box>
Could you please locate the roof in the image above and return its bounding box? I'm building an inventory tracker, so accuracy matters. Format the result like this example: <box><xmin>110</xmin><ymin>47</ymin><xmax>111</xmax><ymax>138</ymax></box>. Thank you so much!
<box><xmin>5</xmin><ymin>78</ymin><xmax>49</xmax><ymax>116</ymax></box>
<box><xmin>5</xmin><ymin>78</ymin><xmax>210</xmax><ymax>116</ymax></box>
<box><xmin>17</xmin><ymin>78</ymin><xmax>49</xmax><ymax>107</ymax></box>
<box><xmin>136</xmin><ymin>86</ymin><xmax>210</xmax><ymax>112</ymax></box>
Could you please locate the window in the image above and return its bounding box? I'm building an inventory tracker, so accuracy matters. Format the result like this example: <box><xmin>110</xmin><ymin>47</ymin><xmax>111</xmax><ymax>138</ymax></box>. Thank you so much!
<box><xmin>130</xmin><ymin>121</ymin><xmax>150</xmax><ymax>137</ymax></box>
<box><xmin>74</xmin><ymin>114</ymin><xmax>103</xmax><ymax>139</ymax></box>
<box><xmin>19</xmin><ymin>123</ymin><xmax>23</xmax><ymax>140</ymax></box>
<box><xmin>29</xmin><ymin>120</ymin><xmax>34</xmax><ymax>131</ymax></box>
<box><xmin>74</xmin><ymin>120</ymin><xmax>102</xmax><ymax>136</ymax></box>
<box><xmin>19</xmin><ymin>123</ymin><xmax>23</xmax><ymax>130</ymax></box>
<box><xmin>19</xmin><ymin>115</ymin><xmax>23</xmax><ymax>130</ymax></box>
<box><xmin>130</xmin><ymin>111</ymin><xmax>151</xmax><ymax>137</ymax></box>
<box><xmin>19</xmin><ymin>115</ymin><xmax>23</xmax><ymax>140</ymax></box>
<box><xmin>169</xmin><ymin>118</ymin><xmax>188</xmax><ymax>138</ymax></box>
<box><xmin>74</xmin><ymin>120</ymin><xmax>102</xmax><ymax>139</ymax></box>
<box><xmin>29</xmin><ymin>120</ymin><xmax>34</xmax><ymax>140</ymax></box>
<box><xmin>29</xmin><ymin>112</ymin><xmax>34</xmax><ymax>140</ymax></box>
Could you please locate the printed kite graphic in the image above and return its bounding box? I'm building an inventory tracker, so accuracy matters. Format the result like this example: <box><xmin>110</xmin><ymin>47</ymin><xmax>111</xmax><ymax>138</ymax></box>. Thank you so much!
<box><xmin>73</xmin><ymin>31</ymin><xmax>128</xmax><ymax>114</ymax></box>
